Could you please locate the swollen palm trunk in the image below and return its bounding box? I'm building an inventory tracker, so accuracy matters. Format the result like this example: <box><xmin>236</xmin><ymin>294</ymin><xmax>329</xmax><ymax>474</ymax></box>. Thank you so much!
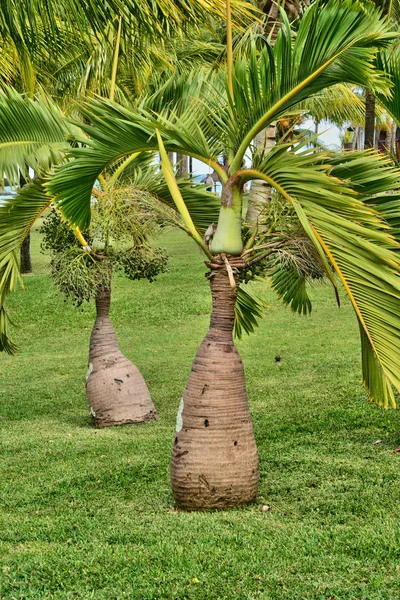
<box><xmin>171</xmin><ymin>269</ymin><xmax>259</xmax><ymax>509</ymax></box>
<box><xmin>86</xmin><ymin>287</ymin><xmax>157</xmax><ymax>427</ymax></box>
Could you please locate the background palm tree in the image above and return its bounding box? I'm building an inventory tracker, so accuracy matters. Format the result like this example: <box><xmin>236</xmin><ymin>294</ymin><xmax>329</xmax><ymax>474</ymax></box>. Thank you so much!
<box><xmin>360</xmin><ymin>0</ymin><xmax>400</xmax><ymax>148</ymax></box>
<box><xmin>40</xmin><ymin>187</ymin><xmax>168</xmax><ymax>427</ymax></box>
<box><xmin>0</xmin><ymin>86</ymin><xmax>223</xmax><ymax>432</ymax></box>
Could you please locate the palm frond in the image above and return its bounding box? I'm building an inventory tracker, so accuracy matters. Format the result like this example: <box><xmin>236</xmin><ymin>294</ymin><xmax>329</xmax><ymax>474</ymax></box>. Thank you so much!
<box><xmin>0</xmin><ymin>0</ymin><xmax>256</xmax><ymax>51</ymax></box>
<box><xmin>46</xmin><ymin>86</ymin><xmax>226</xmax><ymax>229</ymax></box>
<box><xmin>300</xmin><ymin>84</ymin><xmax>366</xmax><ymax>127</ymax></box>
<box><xmin>0</xmin><ymin>88</ymin><xmax>78</xmax><ymax>184</ymax></box>
<box><xmin>229</xmin><ymin>0</ymin><xmax>395</xmax><ymax>170</ymax></box>
<box><xmin>388</xmin><ymin>0</ymin><xmax>400</xmax><ymax>24</ymax></box>
<box><xmin>367</xmin><ymin>192</ymin><xmax>400</xmax><ymax>239</ymax></box>
<box><xmin>125</xmin><ymin>164</ymin><xmax>221</xmax><ymax>234</ymax></box>
<box><xmin>266</xmin><ymin>232</ymin><xmax>325</xmax><ymax>315</ymax></box>
<box><xmin>234</xmin><ymin>283</ymin><xmax>269</xmax><ymax>339</ymax></box>
<box><xmin>268</xmin><ymin>262</ymin><xmax>312</xmax><ymax>315</ymax></box>
<box><xmin>244</xmin><ymin>145</ymin><xmax>400</xmax><ymax>407</ymax></box>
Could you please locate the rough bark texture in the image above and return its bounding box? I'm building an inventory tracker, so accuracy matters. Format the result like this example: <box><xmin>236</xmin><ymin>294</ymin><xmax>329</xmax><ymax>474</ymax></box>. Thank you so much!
<box><xmin>20</xmin><ymin>233</ymin><xmax>33</xmax><ymax>274</ymax></box>
<box><xmin>261</xmin><ymin>0</ymin><xmax>305</xmax><ymax>19</ymax></box>
<box><xmin>171</xmin><ymin>269</ymin><xmax>259</xmax><ymax>510</ymax></box>
<box><xmin>260</xmin><ymin>0</ymin><xmax>307</xmax><ymax>41</ymax></box>
<box><xmin>364</xmin><ymin>90</ymin><xmax>376</xmax><ymax>150</ymax></box>
<box><xmin>86</xmin><ymin>287</ymin><xmax>157</xmax><ymax>427</ymax></box>
<box><xmin>19</xmin><ymin>171</ymin><xmax>32</xmax><ymax>274</ymax></box>
<box><xmin>176</xmin><ymin>153</ymin><xmax>188</xmax><ymax>178</ymax></box>
<box><xmin>246</xmin><ymin>125</ymin><xmax>276</xmax><ymax>225</ymax></box>
<box><xmin>385</xmin><ymin>119</ymin><xmax>397</xmax><ymax>156</ymax></box>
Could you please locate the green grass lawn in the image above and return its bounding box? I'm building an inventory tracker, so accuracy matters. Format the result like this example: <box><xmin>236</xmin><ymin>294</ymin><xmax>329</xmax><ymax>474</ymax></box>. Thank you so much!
<box><xmin>2</xmin><ymin>226</ymin><xmax>400</xmax><ymax>599</ymax></box>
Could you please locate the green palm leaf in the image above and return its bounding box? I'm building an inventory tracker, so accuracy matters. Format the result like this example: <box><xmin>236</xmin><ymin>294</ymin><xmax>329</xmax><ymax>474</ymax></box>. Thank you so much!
<box><xmin>46</xmin><ymin>0</ymin><xmax>397</xmax><ymax>228</ymax></box>
<box><xmin>234</xmin><ymin>284</ymin><xmax>269</xmax><ymax>339</ymax></box>
<box><xmin>244</xmin><ymin>146</ymin><xmax>400</xmax><ymax>408</ymax></box>
<box><xmin>0</xmin><ymin>88</ymin><xmax>77</xmax><ymax>184</ymax></box>
<box><xmin>125</xmin><ymin>164</ymin><xmax>221</xmax><ymax>234</ymax></box>
<box><xmin>368</xmin><ymin>192</ymin><xmax>400</xmax><ymax>240</ymax></box>
<box><xmin>229</xmin><ymin>0</ymin><xmax>395</xmax><ymax>171</ymax></box>
<box><xmin>269</xmin><ymin>262</ymin><xmax>311</xmax><ymax>316</ymax></box>
<box><xmin>0</xmin><ymin>0</ymin><xmax>256</xmax><ymax>49</ymax></box>
<box><xmin>46</xmin><ymin>86</ymin><xmax>228</xmax><ymax>228</ymax></box>
<box><xmin>376</xmin><ymin>44</ymin><xmax>400</xmax><ymax>125</ymax></box>
<box><xmin>299</xmin><ymin>84</ymin><xmax>367</xmax><ymax>127</ymax></box>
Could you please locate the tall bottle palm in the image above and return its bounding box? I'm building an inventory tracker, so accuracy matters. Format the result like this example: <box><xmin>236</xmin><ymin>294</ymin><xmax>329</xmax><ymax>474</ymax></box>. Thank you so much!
<box><xmin>4</xmin><ymin>1</ymin><xmax>400</xmax><ymax>510</ymax></box>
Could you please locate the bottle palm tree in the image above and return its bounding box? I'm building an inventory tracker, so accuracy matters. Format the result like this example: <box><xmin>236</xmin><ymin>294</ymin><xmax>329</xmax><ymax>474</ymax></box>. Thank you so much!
<box><xmin>0</xmin><ymin>89</ymin><xmax>221</xmax><ymax>430</ymax></box>
<box><xmin>3</xmin><ymin>1</ymin><xmax>400</xmax><ymax>510</ymax></box>
<box><xmin>31</xmin><ymin>0</ymin><xmax>400</xmax><ymax>510</ymax></box>
<box><xmin>39</xmin><ymin>190</ymin><xmax>169</xmax><ymax>427</ymax></box>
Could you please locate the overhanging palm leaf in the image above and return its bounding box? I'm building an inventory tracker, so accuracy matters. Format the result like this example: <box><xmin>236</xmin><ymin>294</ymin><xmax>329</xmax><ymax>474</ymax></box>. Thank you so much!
<box><xmin>0</xmin><ymin>89</ymin><xmax>83</xmax><ymax>352</ymax></box>
<box><xmin>0</xmin><ymin>148</ymin><xmax>220</xmax><ymax>353</ymax></box>
<box><xmin>0</xmin><ymin>0</ymin><xmax>257</xmax><ymax>62</ymax></box>
<box><xmin>234</xmin><ymin>284</ymin><xmax>269</xmax><ymax>339</ymax></box>
<box><xmin>299</xmin><ymin>84</ymin><xmax>367</xmax><ymax>127</ymax></box>
<box><xmin>369</xmin><ymin>192</ymin><xmax>400</xmax><ymax>239</ymax></box>
<box><xmin>269</xmin><ymin>262</ymin><xmax>312</xmax><ymax>316</ymax></box>
<box><xmin>241</xmin><ymin>145</ymin><xmax>400</xmax><ymax>408</ymax></box>
<box><xmin>0</xmin><ymin>88</ymin><xmax>77</xmax><ymax>184</ymax></box>
<box><xmin>45</xmin><ymin>88</ymin><xmax>228</xmax><ymax>228</ymax></box>
<box><xmin>228</xmin><ymin>0</ymin><xmax>395</xmax><ymax>170</ymax></box>
<box><xmin>266</xmin><ymin>231</ymin><xmax>327</xmax><ymax>316</ymax></box>
<box><xmin>124</xmin><ymin>164</ymin><xmax>220</xmax><ymax>234</ymax></box>
<box><xmin>47</xmin><ymin>0</ymin><xmax>396</xmax><ymax>228</ymax></box>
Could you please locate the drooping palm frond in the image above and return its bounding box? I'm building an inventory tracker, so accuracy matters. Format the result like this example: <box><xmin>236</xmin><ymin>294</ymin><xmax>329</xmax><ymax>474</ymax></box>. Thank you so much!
<box><xmin>387</xmin><ymin>0</ymin><xmax>400</xmax><ymax>23</ymax></box>
<box><xmin>46</xmin><ymin>0</ymin><xmax>397</xmax><ymax>228</ymax></box>
<box><xmin>46</xmin><ymin>83</ymin><xmax>227</xmax><ymax>228</ymax></box>
<box><xmin>123</xmin><ymin>164</ymin><xmax>221</xmax><ymax>234</ymax></box>
<box><xmin>0</xmin><ymin>40</ymin><xmax>18</xmax><ymax>86</ymax></box>
<box><xmin>0</xmin><ymin>0</ymin><xmax>256</xmax><ymax>51</ymax></box>
<box><xmin>300</xmin><ymin>84</ymin><xmax>366</xmax><ymax>127</ymax></box>
<box><xmin>269</xmin><ymin>261</ymin><xmax>312</xmax><ymax>315</ymax></box>
<box><xmin>0</xmin><ymin>179</ymin><xmax>52</xmax><ymax>353</ymax></box>
<box><xmin>0</xmin><ymin>88</ymin><xmax>78</xmax><ymax>184</ymax></box>
<box><xmin>228</xmin><ymin>0</ymin><xmax>396</xmax><ymax>170</ymax></box>
<box><xmin>267</xmin><ymin>232</ymin><xmax>325</xmax><ymax>315</ymax></box>
<box><xmin>242</xmin><ymin>145</ymin><xmax>400</xmax><ymax>407</ymax></box>
<box><xmin>369</xmin><ymin>192</ymin><xmax>400</xmax><ymax>239</ymax></box>
<box><xmin>234</xmin><ymin>283</ymin><xmax>269</xmax><ymax>339</ymax></box>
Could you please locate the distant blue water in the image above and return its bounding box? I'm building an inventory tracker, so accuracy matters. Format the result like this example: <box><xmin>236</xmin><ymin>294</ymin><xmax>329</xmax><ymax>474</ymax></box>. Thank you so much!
<box><xmin>0</xmin><ymin>187</ymin><xmax>15</xmax><ymax>205</ymax></box>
